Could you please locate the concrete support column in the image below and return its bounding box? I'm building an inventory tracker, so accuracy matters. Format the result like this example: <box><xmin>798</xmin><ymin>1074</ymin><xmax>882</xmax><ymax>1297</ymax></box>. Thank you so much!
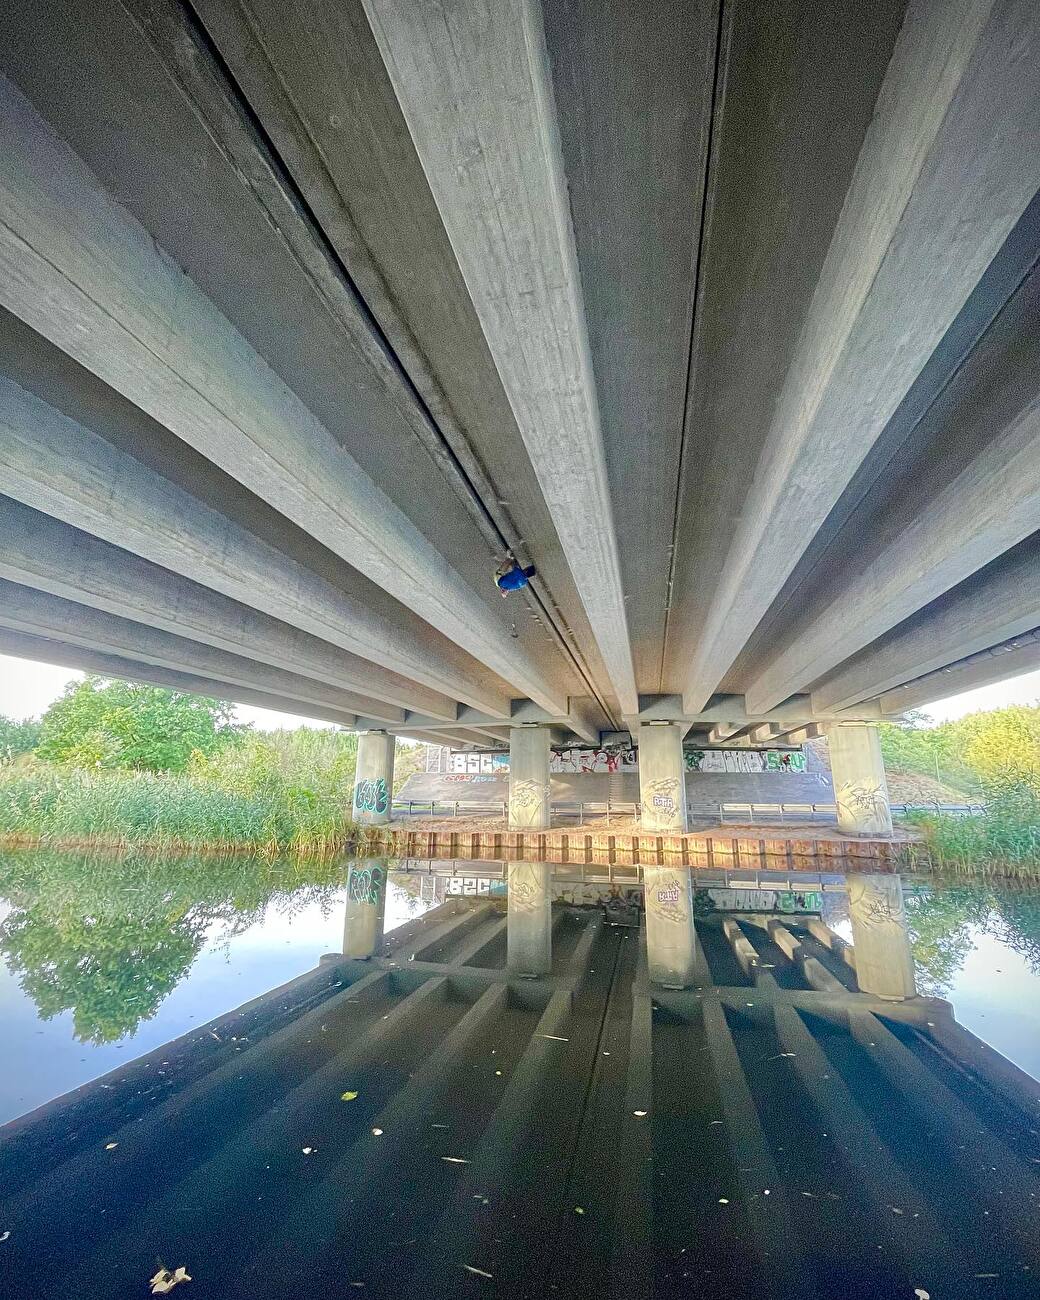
<box><xmin>643</xmin><ymin>866</ymin><xmax>697</xmax><ymax>988</ymax></box>
<box><xmin>636</xmin><ymin>723</ymin><xmax>688</xmax><ymax>833</ymax></box>
<box><xmin>508</xmin><ymin>725</ymin><xmax>551</xmax><ymax>830</ymax></box>
<box><xmin>826</xmin><ymin>722</ymin><xmax>893</xmax><ymax>836</ymax></box>
<box><xmin>352</xmin><ymin>730</ymin><xmax>395</xmax><ymax>825</ymax></box>
<box><xmin>507</xmin><ymin>861</ymin><xmax>552</xmax><ymax>977</ymax></box>
<box><xmin>343</xmin><ymin>859</ymin><xmax>387</xmax><ymax>958</ymax></box>
<box><xmin>847</xmin><ymin>873</ymin><xmax>916</xmax><ymax>1000</ymax></box>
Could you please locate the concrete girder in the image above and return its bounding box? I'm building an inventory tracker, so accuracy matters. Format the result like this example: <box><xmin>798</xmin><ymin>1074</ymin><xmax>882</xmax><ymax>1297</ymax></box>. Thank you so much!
<box><xmin>679</xmin><ymin>0</ymin><xmax>1040</xmax><ymax>712</ymax></box>
<box><xmin>0</xmin><ymin>497</ymin><xmax>456</xmax><ymax>718</ymax></box>
<box><xmin>879</xmin><ymin>636</ymin><xmax>1040</xmax><ymax>715</ymax></box>
<box><xmin>0</xmin><ymin>577</ymin><xmax>404</xmax><ymax>724</ymax></box>
<box><xmin>747</xmin><ymin>722</ymin><xmax>783</xmax><ymax>745</ymax></box>
<box><xmin>747</xmin><ymin>261</ymin><xmax>1040</xmax><ymax>714</ymax></box>
<box><xmin>812</xmin><ymin>537</ymin><xmax>1040</xmax><ymax>713</ymax></box>
<box><xmin>0</xmin><ymin>73</ymin><xmax>566</xmax><ymax>715</ymax></box>
<box><xmin>381</xmin><ymin>700</ymin><xmax>603</xmax><ymax>746</ymax></box>
<box><xmin>0</xmin><ymin>627</ymin><xmax>359</xmax><ymax>728</ymax></box>
<box><xmin>362</xmin><ymin>0</ymin><xmax>638</xmax><ymax>714</ymax></box>
<box><xmin>774</xmin><ymin>723</ymin><xmax>823</xmax><ymax>746</ymax></box>
<box><xmin>708</xmin><ymin>722</ymin><xmax>746</xmax><ymax>743</ymax></box>
<box><xmin>0</xmin><ymin>371</ymin><xmax>513</xmax><ymax>717</ymax></box>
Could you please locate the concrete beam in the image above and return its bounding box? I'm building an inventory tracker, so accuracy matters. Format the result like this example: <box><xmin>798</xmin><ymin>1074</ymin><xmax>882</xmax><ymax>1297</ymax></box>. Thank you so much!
<box><xmin>362</xmin><ymin>0</ymin><xmax>637</xmax><ymax>714</ymax></box>
<box><xmin>0</xmin><ymin>628</ymin><xmax>358</xmax><ymax>728</ymax></box>
<box><xmin>0</xmin><ymin>576</ymin><xmax>404</xmax><ymax>723</ymax></box>
<box><xmin>747</xmin><ymin>268</ymin><xmax>1040</xmax><ymax>713</ymax></box>
<box><xmin>709</xmin><ymin>722</ymin><xmax>746</xmax><ymax>744</ymax></box>
<box><xmin>879</xmin><ymin>635</ymin><xmax>1040</xmax><ymax>714</ymax></box>
<box><xmin>0</xmin><ymin>371</ymin><xmax>513</xmax><ymax>716</ymax></box>
<box><xmin>812</xmin><ymin>538</ymin><xmax>1040</xmax><ymax>713</ymax></box>
<box><xmin>680</xmin><ymin>0</ymin><xmax>1040</xmax><ymax>711</ymax></box>
<box><xmin>775</xmin><ymin>723</ymin><xmax>823</xmax><ymax>745</ymax></box>
<box><xmin>747</xmin><ymin>722</ymin><xmax>784</xmax><ymax>745</ymax></box>
<box><xmin>0</xmin><ymin>73</ymin><xmax>565</xmax><ymax>714</ymax></box>
<box><xmin>0</xmin><ymin>497</ymin><xmax>456</xmax><ymax>718</ymax></box>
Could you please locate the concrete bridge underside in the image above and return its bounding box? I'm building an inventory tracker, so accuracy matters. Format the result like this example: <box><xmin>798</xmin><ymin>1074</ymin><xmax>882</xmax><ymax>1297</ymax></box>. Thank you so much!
<box><xmin>1</xmin><ymin>1</ymin><xmax>1039</xmax><ymax>830</ymax></box>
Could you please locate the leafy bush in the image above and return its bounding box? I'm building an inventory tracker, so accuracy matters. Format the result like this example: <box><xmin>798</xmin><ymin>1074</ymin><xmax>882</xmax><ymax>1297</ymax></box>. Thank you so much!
<box><xmin>0</xmin><ymin>714</ymin><xmax>41</xmax><ymax>762</ymax></box>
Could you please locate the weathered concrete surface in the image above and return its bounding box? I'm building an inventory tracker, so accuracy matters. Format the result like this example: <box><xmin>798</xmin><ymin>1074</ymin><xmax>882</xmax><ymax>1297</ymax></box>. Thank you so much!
<box><xmin>0</xmin><ymin>498</ymin><xmax>455</xmax><ymax>717</ymax></box>
<box><xmin>508</xmin><ymin>727</ymin><xmax>551</xmax><ymax>831</ymax></box>
<box><xmin>680</xmin><ymin>0</ymin><xmax>1040</xmax><ymax>711</ymax></box>
<box><xmin>814</xmin><ymin>535</ymin><xmax>1040</xmax><ymax>713</ymax></box>
<box><xmin>0</xmin><ymin>72</ymin><xmax>564</xmax><ymax>715</ymax></box>
<box><xmin>642</xmin><ymin>865</ymin><xmax>697</xmax><ymax>988</ymax></box>
<box><xmin>0</xmin><ymin>372</ymin><xmax>512</xmax><ymax>715</ymax></box>
<box><xmin>826</xmin><ymin>724</ymin><xmax>893</xmax><ymax>837</ymax></box>
<box><xmin>352</xmin><ymin>732</ymin><xmax>395</xmax><ymax>825</ymax></box>
<box><xmin>0</xmin><ymin>627</ymin><xmax>360</xmax><ymax>729</ymax></box>
<box><xmin>880</xmin><ymin>636</ymin><xmax>1040</xmax><ymax>715</ymax></box>
<box><xmin>0</xmin><ymin>578</ymin><xmax>403</xmax><ymax>723</ymax></box>
<box><xmin>506</xmin><ymin>861</ymin><xmax>552</xmax><ymax>977</ymax></box>
<box><xmin>362</xmin><ymin>0</ymin><xmax>637</xmax><ymax>714</ymax></box>
<box><xmin>847</xmin><ymin>874</ymin><xmax>917</xmax><ymax>1001</ymax></box>
<box><xmin>343</xmin><ymin>860</ymin><xmax>388</xmax><ymax>959</ymax></box>
<box><xmin>636</xmin><ymin>724</ymin><xmax>688</xmax><ymax>834</ymax></box>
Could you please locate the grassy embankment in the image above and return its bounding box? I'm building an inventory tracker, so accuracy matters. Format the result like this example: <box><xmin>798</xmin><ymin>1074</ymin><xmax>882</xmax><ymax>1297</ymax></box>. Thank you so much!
<box><xmin>901</xmin><ymin>778</ymin><xmax>1040</xmax><ymax>879</ymax></box>
<box><xmin>0</xmin><ymin>730</ymin><xmax>390</xmax><ymax>857</ymax></box>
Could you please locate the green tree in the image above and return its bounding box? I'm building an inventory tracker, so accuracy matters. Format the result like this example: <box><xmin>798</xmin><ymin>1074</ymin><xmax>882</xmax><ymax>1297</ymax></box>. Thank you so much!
<box><xmin>37</xmin><ymin>677</ymin><xmax>240</xmax><ymax>773</ymax></box>
<box><xmin>954</xmin><ymin>705</ymin><xmax>1040</xmax><ymax>787</ymax></box>
<box><xmin>0</xmin><ymin>714</ymin><xmax>41</xmax><ymax>762</ymax></box>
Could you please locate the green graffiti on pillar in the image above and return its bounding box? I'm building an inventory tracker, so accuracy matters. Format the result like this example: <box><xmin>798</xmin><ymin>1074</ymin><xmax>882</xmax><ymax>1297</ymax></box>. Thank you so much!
<box><xmin>353</xmin><ymin>777</ymin><xmax>389</xmax><ymax>816</ymax></box>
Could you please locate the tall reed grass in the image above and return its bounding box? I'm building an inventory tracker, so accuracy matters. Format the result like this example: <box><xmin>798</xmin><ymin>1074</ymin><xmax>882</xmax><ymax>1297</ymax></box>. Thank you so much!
<box><xmin>0</xmin><ymin>752</ymin><xmax>361</xmax><ymax>856</ymax></box>
<box><xmin>903</xmin><ymin>775</ymin><xmax>1040</xmax><ymax>879</ymax></box>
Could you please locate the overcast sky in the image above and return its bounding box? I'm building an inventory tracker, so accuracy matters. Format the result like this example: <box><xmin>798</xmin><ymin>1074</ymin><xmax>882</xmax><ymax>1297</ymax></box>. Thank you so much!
<box><xmin>2</xmin><ymin>651</ymin><xmax>1038</xmax><ymax>731</ymax></box>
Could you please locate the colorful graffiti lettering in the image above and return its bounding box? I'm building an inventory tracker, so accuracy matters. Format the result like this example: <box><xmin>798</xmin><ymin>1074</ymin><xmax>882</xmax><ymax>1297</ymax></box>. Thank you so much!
<box><xmin>348</xmin><ymin>864</ymin><xmax>385</xmax><ymax>906</ymax></box>
<box><xmin>657</xmin><ymin>883</ymin><xmax>680</xmax><ymax>904</ymax></box>
<box><xmin>353</xmin><ymin>777</ymin><xmax>389</xmax><ymax>816</ymax></box>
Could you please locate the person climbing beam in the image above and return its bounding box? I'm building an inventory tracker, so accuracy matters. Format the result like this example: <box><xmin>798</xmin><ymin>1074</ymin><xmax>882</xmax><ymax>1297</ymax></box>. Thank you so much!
<box><xmin>494</xmin><ymin>558</ymin><xmax>537</xmax><ymax>594</ymax></box>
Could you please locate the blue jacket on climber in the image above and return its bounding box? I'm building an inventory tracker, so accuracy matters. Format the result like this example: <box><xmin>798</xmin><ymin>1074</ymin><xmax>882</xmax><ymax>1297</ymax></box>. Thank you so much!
<box><xmin>495</xmin><ymin>562</ymin><xmax>537</xmax><ymax>593</ymax></box>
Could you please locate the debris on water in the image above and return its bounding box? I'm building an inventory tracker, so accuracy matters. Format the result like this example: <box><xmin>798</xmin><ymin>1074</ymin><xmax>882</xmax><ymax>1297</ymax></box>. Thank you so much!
<box><xmin>975</xmin><ymin>1274</ymin><xmax>1000</xmax><ymax>1279</ymax></box>
<box><xmin>341</xmin><ymin>1091</ymin><xmax>359</xmax><ymax>1102</ymax></box>
<box><xmin>372</xmin><ymin>1128</ymin><xmax>383</xmax><ymax>1136</ymax></box>
<box><xmin>718</xmin><ymin>1198</ymin><xmax>729</xmax><ymax>1205</ymax></box>
<box><xmin>914</xmin><ymin>1290</ymin><xmax>930</xmax><ymax>1299</ymax></box>
<box><xmin>302</xmin><ymin>1147</ymin><xmax>316</xmax><ymax>1155</ymax></box>
<box><xmin>431</xmin><ymin>1123</ymin><xmax>450</xmax><ymax>1129</ymax></box>
<box><xmin>462</xmin><ymin>1265</ymin><xmax>493</xmax><ymax>1279</ymax></box>
<box><xmin>149</xmin><ymin>1265</ymin><xmax>191</xmax><ymax>1294</ymax></box>
<box><xmin>209</xmin><ymin>1032</ymin><xmax>221</xmax><ymax>1042</ymax></box>
<box><xmin>0</xmin><ymin>1232</ymin><xmax>10</xmax><ymax>1243</ymax></box>
<box><xmin>105</xmin><ymin>1142</ymin><xmax>118</xmax><ymax>1150</ymax></box>
<box><xmin>442</xmin><ymin>1156</ymin><xmax>469</xmax><ymax>1164</ymax></box>
<box><xmin>574</xmin><ymin>1207</ymin><xmax>584</xmax><ymax>1215</ymax></box>
<box><xmin>633</xmin><ymin>1110</ymin><xmax>648</xmax><ymax>1118</ymax></box>
<box><xmin>540</xmin><ymin>1034</ymin><xmax>569</xmax><ymax>1042</ymax></box>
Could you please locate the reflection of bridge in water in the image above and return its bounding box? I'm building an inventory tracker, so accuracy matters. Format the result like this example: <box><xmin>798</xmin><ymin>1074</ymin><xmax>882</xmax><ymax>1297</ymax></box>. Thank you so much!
<box><xmin>2</xmin><ymin>863</ymin><xmax>1039</xmax><ymax>1299</ymax></box>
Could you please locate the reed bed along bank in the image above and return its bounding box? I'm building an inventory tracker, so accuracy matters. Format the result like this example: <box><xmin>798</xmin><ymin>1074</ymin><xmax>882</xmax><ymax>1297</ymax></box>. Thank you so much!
<box><xmin>0</xmin><ymin>763</ymin><xmax>362</xmax><ymax>857</ymax></box>
<box><xmin>902</xmin><ymin>779</ymin><xmax>1040</xmax><ymax>880</ymax></box>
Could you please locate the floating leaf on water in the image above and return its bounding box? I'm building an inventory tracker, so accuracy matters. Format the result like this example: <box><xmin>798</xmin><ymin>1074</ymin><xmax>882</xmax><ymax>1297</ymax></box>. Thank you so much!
<box><xmin>302</xmin><ymin>1147</ymin><xmax>315</xmax><ymax>1155</ymax></box>
<box><xmin>462</xmin><ymin>1265</ymin><xmax>493</xmax><ymax>1279</ymax></box>
<box><xmin>105</xmin><ymin>1142</ymin><xmax>118</xmax><ymax>1150</ymax></box>
<box><xmin>372</xmin><ymin>1128</ymin><xmax>383</xmax><ymax>1136</ymax></box>
<box><xmin>633</xmin><ymin>1110</ymin><xmax>648</xmax><ymax>1118</ymax></box>
<box><xmin>341</xmin><ymin>1091</ymin><xmax>359</xmax><ymax>1102</ymax></box>
<box><xmin>914</xmin><ymin>1290</ymin><xmax>930</xmax><ymax>1299</ymax></box>
<box><xmin>0</xmin><ymin>1232</ymin><xmax>10</xmax><ymax>1243</ymax></box>
<box><xmin>442</xmin><ymin>1156</ymin><xmax>469</xmax><ymax>1164</ymax></box>
<box><xmin>149</xmin><ymin>1266</ymin><xmax>192</xmax><ymax>1294</ymax></box>
<box><xmin>574</xmin><ymin>1207</ymin><xmax>584</xmax><ymax>1215</ymax></box>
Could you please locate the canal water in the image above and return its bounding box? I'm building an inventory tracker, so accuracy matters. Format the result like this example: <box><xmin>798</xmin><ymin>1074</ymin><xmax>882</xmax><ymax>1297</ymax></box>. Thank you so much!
<box><xmin>4</xmin><ymin>845</ymin><xmax>1040</xmax><ymax>1299</ymax></box>
<box><xmin>1</xmin><ymin>846</ymin><xmax>1039</xmax><ymax>1126</ymax></box>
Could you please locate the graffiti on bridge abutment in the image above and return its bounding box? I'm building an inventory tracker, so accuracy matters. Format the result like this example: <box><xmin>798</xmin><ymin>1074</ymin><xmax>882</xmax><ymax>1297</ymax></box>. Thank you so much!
<box><xmin>353</xmin><ymin>777</ymin><xmax>389</xmax><ymax>816</ymax></box>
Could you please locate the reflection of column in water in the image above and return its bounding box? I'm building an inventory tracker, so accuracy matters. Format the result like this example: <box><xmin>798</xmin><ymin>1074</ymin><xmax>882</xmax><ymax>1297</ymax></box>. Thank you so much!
<box><xmin>343</xmin><ymin>859</ymin><xmax>388</xmax><ymax>958</ymax></box>
<box><xmin>507</xmin><ymin>861</ymin><xmax>552</xmax><ymax>977</ymax></box>
<box><xmin>643</xmin><ymin>865</ymin><xmax>697</xmax><ymax>988</ymax></box>
<box><xmin>847</xmin><ymin>872</ymin><xmax>916</xmax><ymax>1000</ymax></box>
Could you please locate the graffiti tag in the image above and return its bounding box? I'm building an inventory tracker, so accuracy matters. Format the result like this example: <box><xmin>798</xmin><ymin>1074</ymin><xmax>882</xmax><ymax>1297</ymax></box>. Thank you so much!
<box><xmin>354</xmin><ymin>777</ymin><xmax>389</xmax><ymax>816</ymax></box>
<box><xmin>348</xmin><ymin>864</ymin><xmax>385</xmax><ymax>906</ymax></box>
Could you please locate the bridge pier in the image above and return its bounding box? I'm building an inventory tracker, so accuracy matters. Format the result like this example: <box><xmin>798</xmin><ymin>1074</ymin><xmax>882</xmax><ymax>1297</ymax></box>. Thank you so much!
<box><xmin>343</xmin><ymin>859</ymin><xmax>387</xmax><ymax>959</ymax></box>
<box><xmin>636</xmin><ymin>722</ymin><xmax>688</xmax><ymax>833</ymax></box>
<box><xmin>826</xmin><ymin>722</ymin><xmax>893</xmax><ymax>835</ymax></box>
<box><xmin>848</xmin><ymin>873</ymin><xmax>916</xmax><ymax>1001</ymax></box>
<box><xmin>508</xmin><ymin>725</ymin><xmax>551</xmax><ymax>830</ymax></box>
<box><xmin>352</xmin><ymin>730</ymin><xmax>395</xmax><ymax>825</ymax></box>
<box><xmin>643</xmin><ymin>865</ymin><xmax>697</xmax><ymax>988</ymax></box>
<box><xmin>507</xmin><ymin>861</ymin><xmax>552</xmax><ymax>977</ymax></box>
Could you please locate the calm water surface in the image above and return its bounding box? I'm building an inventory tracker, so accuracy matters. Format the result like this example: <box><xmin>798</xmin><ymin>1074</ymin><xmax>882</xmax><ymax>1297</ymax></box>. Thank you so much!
<box><xmin>2</xmin><ymin>847</ymin><xmax>1040</xmax><ymax>1125</ymax></box>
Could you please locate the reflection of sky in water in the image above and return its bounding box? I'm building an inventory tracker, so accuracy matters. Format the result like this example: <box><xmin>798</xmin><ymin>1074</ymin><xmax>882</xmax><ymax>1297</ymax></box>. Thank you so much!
<box><xmin>940</xmin><ymin>930</ymin><xmax>1040</xmax><ymax>1084</ymax></box>
<box><xmin>0</xmin><ymin>875</ymin><xmax>438</xmax><ymax>1127</ymax></box>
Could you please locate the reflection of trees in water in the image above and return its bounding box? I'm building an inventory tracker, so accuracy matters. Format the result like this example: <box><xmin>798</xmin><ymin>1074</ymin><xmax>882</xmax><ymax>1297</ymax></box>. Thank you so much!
<box><xmin>0</xmin><ymin>847</ymin><xmax>351</xmax><ymax>1044</ymax></box>
<box><xmin>905</xmin><ymin>881</ymin><xmax>1040</xmax><ymax>997</ymax></box>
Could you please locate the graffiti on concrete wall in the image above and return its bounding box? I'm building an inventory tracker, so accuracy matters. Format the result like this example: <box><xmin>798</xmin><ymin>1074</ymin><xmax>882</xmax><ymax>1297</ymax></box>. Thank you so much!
<box><xmin>353</xmin><ymin>777</ymin><xmax>389</xmax><ymax>816</ymax></box>
<box><xmin>684</xmin><ymin>749</ymin><xmax>807</xmax><ymax>773</ymax></box>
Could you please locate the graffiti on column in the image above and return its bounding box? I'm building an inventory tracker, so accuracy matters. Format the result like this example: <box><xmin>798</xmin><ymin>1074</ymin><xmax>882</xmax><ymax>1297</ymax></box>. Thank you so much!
<box><xmin>353</xmin><ymin>777</ymin><xmax>389</xmax><ymax>816</ymax></box>
<box><xmin>348</xmin><ymin>863</ymin><xmax>385</xmax><ymax>906</ymax></box>
<box><xmin>642</xmin><ymin>777</ymin><xmax>681</xmax><ymax>823</ymax></box>
<box><xmin>684</xmin><ymin>749</ymin><xmax>807</xmax><ymax>773</ymax></box>
<box><xmin>509</xmin><ymin>779</ymin><xmax>549</xmax><ymax>817</ymax></box>
<box><xmin>836</xmin><ymin>781</ymin><xmax>889</xmax><ymax>825</ymax></box>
